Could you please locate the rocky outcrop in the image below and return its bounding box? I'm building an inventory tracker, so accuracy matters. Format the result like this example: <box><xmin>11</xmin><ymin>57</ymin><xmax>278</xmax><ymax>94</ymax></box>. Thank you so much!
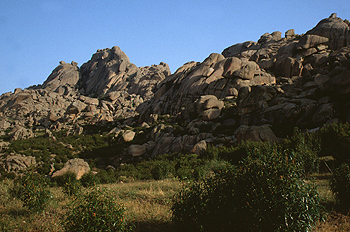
<box><xmin>137</xmin><ymin>52</ymin><xmax>276</xmax><ymax>122</ymax></box>
<box><xmin>1</xmin><ymin>14</ymin><xmax>350</xmax><ymax>166</ymax></box>
<box><xmin>42</xmin><ymin>61</ymin><xmax>80</xmax><ymax>92</ymax></box>
<box><xmin>10</xmin><ymin>126</ymin><xmax>34</xmax><ymax>140</ymax></box>
<box><xmin>306</xmin><ymin>13</ymin><xmax>350</xmax><ymax>51</ymax></box>
<box><xmin>52</xmin><ymin>158</ymin><xmax>90</xmax><ymax>180</ymax></box>
<box><xmin>2</xmin><ymin>154</ymin><xmax>36</xmax><ymax>172</ymax></box>
<box><xmin>151</xmin><ymin>133</ymin><xmax>214</xmax><ymax>157</ymax></box>
<box><xmin>234</xmin><ymin>124</ymin><xmax>279</xmax><ymax>143</ymax></box>
<box><xmin>79</xmin><ymin>46</ymin><xmax>171</xmax><ymax>99</ymax></box>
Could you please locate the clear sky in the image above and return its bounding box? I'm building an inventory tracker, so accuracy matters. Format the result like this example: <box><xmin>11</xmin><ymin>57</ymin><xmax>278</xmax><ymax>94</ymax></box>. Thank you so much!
<box><xmin>0</xmin><ymin>0</ymin><xmax>349</xmax><ymax>95</ymax></box>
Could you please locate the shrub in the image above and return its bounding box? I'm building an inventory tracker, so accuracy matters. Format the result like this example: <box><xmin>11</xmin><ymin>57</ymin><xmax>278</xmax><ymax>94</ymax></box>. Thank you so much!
<box><xmin>63</xmin><ymin>187</ymin><xmax>132</xmax><ymax>232</ymax></box>
<box><xmin>96</xmin><ymin>170</ymin><xmax>117</xmax><ymax>184</ymax></box>
<box><xmin>9</xmin><ymin>171</ymin><xmax>51</xmax><ymax>212</ymax></box>
<box><xmin>330</xmin><ymin>163</ymin><xmax>350</xmax><ymax>206</ymax></box>
<box><xmin>319</xmin><ymin>122</ymin><xmax>350</xmax><ymax>165</ymax></box>
<box><xmin>116</xmin><ymin>164</ymin><xmax>140</xmax><ymax>180</ymax></box>
<box><xmin>52</xmin><ymin>172</ymin><xmax>81</xmax><ymax>196</ymax></box>
<box><xmin>205</xmin><ymin>140</ymin><xmax>274</xmax><ymax>165</ymax></box>
<box><xmin>172</xmin><ymin>149</ymin><xmax>323</xmax><ymax>232</ymax></box>
<box><xmin>80</xmin><ymin>172</ymin><xmax>100</xmax><ymax>187</ymax></box>
<box><xmin>289</xmin><ymin>128</ymin><xmax>320</xmax><ymax>173</ymax></box>
<box><xmin>151</xmin><ymin>160</ymin><xmax>174</xmax><ymax>180</ymax></box>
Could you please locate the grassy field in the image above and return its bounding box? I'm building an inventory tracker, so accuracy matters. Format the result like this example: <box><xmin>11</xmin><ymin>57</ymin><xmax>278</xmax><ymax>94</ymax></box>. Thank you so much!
<box><xmin>0</xmin><ymin>175</ymin><xmax>349</xmax><ymax>232</ymax></box>
<box><xmin>0</xmin><ymin>178</ymin><xmax>182</xmax><ymax>232</ymax></box>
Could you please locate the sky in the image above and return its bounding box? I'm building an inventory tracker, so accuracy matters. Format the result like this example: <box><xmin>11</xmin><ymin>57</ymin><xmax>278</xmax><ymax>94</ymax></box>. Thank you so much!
<box><xmin>0</xmin><ymin>0</ymin><xmax>349</xmax><ymax>95</ymax></box>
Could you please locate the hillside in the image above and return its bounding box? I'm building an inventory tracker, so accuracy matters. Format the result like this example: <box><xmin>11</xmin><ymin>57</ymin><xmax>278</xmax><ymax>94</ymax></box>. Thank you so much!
<box><xmin>1</xmin><ymin>13</ymin><xmax>350</xmax><ymax>174</ymax></box>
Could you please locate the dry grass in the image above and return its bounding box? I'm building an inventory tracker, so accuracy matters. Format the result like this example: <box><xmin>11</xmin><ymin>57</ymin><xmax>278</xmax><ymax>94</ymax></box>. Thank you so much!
<box><xmin>103</xmin><ymin>179</ymin><xmax>182</xmax><ymax>232</ymax></box>
<box><xmin>0</xmin><ymin>178</ymin><xmax>182</xmax><ymax>232</ymax></box>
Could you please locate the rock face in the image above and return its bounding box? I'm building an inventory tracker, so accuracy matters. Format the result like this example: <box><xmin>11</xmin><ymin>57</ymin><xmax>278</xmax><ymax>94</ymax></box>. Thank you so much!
<box><xmin>10</xmin><ymin>126</ymin><xmax>34</xmax><ymax>140</ymax></box>
<box><xmin>52</xmin><ymin>158</ymin><xmax>90</xmax><ymax>180</ymax></box>
<box><xmin>1</xmin><ymin>14</ymin><xmax>350</xmax><ymax>167</ymax></box>
<box><xmin>137</xmin><ymin>52</ymin><xmax>276</xmax><ymax>122</ymax></box>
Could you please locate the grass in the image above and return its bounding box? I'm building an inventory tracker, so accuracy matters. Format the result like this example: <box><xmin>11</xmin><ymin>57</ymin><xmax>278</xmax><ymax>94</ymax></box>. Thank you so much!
<box><xmin>0</xmin><ymin>178</ymin><xmax>181</xmax><ymax>232</ymax></box>
<box><xmin>0</xmin><ymin>175</ymin><xmax>349</xmax><ymax>231</ymax></box>
<box><xmin>103</xmin><ymin>179</ymin><xmax>182</xmax><ymax>232</ymax></box>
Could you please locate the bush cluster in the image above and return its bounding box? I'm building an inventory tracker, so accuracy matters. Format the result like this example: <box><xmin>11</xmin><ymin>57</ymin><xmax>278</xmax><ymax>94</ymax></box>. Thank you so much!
<box><xmin>172</xmin><ymin>149</ymin><xmax>324</xmax><ymax>232</ymax></box>
<box><xmin>52</xmin><ymin>172</ymin><xmax>82</xmax><ymax>196</ymax></box>
<box><xmin>330</xmin><ymin>163</ymin><xmax>350</xmax><ymax>206</ymax></box>
<box><xmin>63</xmin><ymin>187</ymin><xmax>132</xmax><ymax>232</ymax></box>
<box><xmin>9</xmin><ymin>171</ymin><xmax>51</xmax><ymax>212</ymax></box>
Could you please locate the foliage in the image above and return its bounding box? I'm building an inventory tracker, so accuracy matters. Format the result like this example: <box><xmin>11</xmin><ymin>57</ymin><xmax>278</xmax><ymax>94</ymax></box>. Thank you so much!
<box><xmin>151</xmin><ymin>160</ymin><xmax>175</xmax><ymax>180</ymax></box>
<box><xmin>172</xmin><ymin>149</ymin><xmax>324</xmax><ymax>232</ymax></box>
<box><xmin>330</xmin><ymin>163</ymin><xmax>350</xmax><ymax>206</ymax></box>
<box><xmin>52</xmin><ymin>172</ymin><xmax>81</xmax><ymax>196</ymax></box>
<box><xmin>80</xmin><ymin>172</ymin><xmax>100</xmax><ymax>187</ymax></box>
<box><xmin>318</xmin><ymin>122</ymin><xmax>350</xmax><ymax>165</ymax></box>
<box><xmin>63</xmin><ymin>187</ymin><xmax>132</xmax><ymax>232</ymax></box>
<box><xmin>288</xmin><ymin>127</ymin><xmax>321</xmax><ymax>173</ymax></box>
<box><xmin>9</xmin><ymin>171</ymin><xmax>51</xmax><ymax>212</ymax></box>
<box><xmin>96</xmin><ymin>170</ymin><xmax>117</xmax><ymax>184</ymax></box>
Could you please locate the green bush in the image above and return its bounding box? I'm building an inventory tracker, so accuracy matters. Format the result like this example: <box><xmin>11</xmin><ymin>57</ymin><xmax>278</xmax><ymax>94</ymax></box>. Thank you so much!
<box><xmin>151</xmin><ymin>160</ymin><xmax>175</xmax><ymax>180</ymax></box>
<box><xmin>10</xmin><ymin>171</ymin><xmax>51</xmax><ymax>212</ymax></box>
<box><xmin>52</xmin><ymin>172</ymin><xmax>81</xmax><ymax>196</ymax></box>
<box><xmin>330</xmin><ymin>163</ymin><xmax>350</xmax><ymax>206</ymax></box>
<box><xmin>319</xmin><ymin>123</ymin><xmax>350</xmax><ymax>165</ymax></box>
<box><xmin>172</xmin><ymin>149</ymin><xmax>323</xmax><ymax>232</ymax></box>
<box><xmin>80</xmin><ymin>172</ymin><xmax>100</xmax><ymax>187</ymax></box>
<box><xmin>288</xmin><ymin>128</ymin><xmax>320</xmax><ymax>173</ymax></box>
<box><xmin>96</xmin><ymin>170</ymin><xmax>117</xmax><ymax>184</ymax></box>
<box><xmin>63</xmin><ymin>187</ymin><xmax>132</xmax><ymax>232</ymax></box>
<box><xmin>205</xmin><ymin>140</ymin><xmax>275</xmax><ymax>165</ymax></box>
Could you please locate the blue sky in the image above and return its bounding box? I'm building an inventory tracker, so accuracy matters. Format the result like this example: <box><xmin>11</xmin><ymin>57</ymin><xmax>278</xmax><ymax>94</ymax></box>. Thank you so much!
<box><xmin>0</xmin><ymin>0</ymin><xmax>349</xmax><ymax>95</ymax></box>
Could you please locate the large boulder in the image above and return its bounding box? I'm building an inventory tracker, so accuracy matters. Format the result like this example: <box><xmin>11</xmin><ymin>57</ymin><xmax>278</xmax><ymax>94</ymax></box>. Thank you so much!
<box><xmin>52</xmin><ymin>158</ymin><xmax>90</xmax><ymax>180</ymax></box>
<box><xmin>191</xmin><ymin>140</ymin><xmax>207</xmax><ymax>155</ymax></box>
<box><xmin>195</xmin><ymin>95</ymin><xmax>225</xmax><ymax>121</ymax></box>
<box><xmin>42</xmin><ymin>61</ymin><xmax>80</xmax><ymax>92</ymax></box>
<box><xmin>234</xmin><ymin>124</ymin><xmax>279</xmax><ymax>143</ymax></box>
<box><xmin>306</xmin><ymin>13</ymin><xmax>350</xmax><ymax>50</ymax></box>
<box><xmin>129</xmin><ymin>144</ymin><xmax>147</xmax><ymax>157</ymax></box>
<box><xmin>122</xmin><ymin>130</ymin><xmax>136</xmax><ymax>142</ymax></box>
<box><xmin>151</xmin><ymin>133</ymin><xmax>213</xmax><ymax>157</ymax></box>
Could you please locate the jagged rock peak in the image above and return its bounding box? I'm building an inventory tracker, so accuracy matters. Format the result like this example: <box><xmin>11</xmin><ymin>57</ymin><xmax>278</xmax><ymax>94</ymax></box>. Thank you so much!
<box><xmin>79</xmin><ymin>46</ymin><xmax>171</xmax><ymax>97</ymax></box>
<box><xmin>306</xmin><ymin>13</ymin><xmax>350</xmax><ymax>50</ymax></box>
<box><xmin>42</xmin><ymin>61</ymin><xmax>80</xmax><ymax>92</ymax></box>
<box><xmin>91</xmin><ymin>46</ymin><xmax>131</xmax><ymax>63</ymax></box>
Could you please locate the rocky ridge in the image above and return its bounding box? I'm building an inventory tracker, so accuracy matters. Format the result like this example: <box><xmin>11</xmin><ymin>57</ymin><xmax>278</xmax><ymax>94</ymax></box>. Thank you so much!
<box><xmin>1</xmin><ymin>14</ymin><xmax>350</xmax><ymax>173</ymax></box>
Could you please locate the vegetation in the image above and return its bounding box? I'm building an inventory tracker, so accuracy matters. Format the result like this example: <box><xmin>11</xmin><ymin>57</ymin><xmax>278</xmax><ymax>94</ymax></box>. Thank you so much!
<box><xmin>172</xmin><ymin>149</ymin><xmax>324</xmax><ymax>231</ymax></box>
<box><xmin>330</xmin><ymin>163</ymin><xmax>350</xmax><ymax>207</ymax></box>
<box><xmin>2</xmin><ymin>122</ymin><xmax>350</xmax><ymax>230</ymax></box>
<box><xmin>9</xmin><ymin>171</ymin><xmax>51</xmax><ymax>213</ymax></box>
<box><xmin>63</xmin><ymin>187</ymin><xmax>131</xmax><ymax>232</ymax></box>
<box><xmin>52</xmin><ymin>172</ymin><xmax>82</xmax><ymax>197</ymax></box>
